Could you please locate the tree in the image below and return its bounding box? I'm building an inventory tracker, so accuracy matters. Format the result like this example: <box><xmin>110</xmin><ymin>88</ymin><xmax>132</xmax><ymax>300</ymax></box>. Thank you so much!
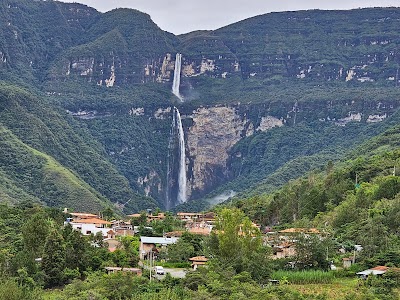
<box><xmin>118</xmin><ymin>236</ymin><xmax>140</xmax><ymax>267</ymax></box>
<box><xmin>22</xmin><ymin>212</ymin><xmax>51</xmax><ymax>258</ymax></box>
<box><xmin>90</xmin><ymin>231</ymin><xmax>107</xmax><ymax>248</ymax></box>
<box><xmin>293</xmin><ymin>233</ymin><xmax>332</xmax><ymax>270</ymax></box>
<box><xmin>357</xmin><ymin>215</ymin><xmax>390</xmax><ymax>259</ymax></box>
<box><xmin>101</xmin><ymin>207</ymin><xmax>115</xmax><ymax>221</ymax></box>
<box><xmin>166</xmin><ymin>240</ymin><xmax>194</xmax><ymax>263</ymax></box>
<box><xmin>374</xmin><ymin>176</ymin><xmax>400</xmax><ymax>200</ymax></box>
<box><xmin>181</xmin><ymin>232</ymin><xmax>204</xmax><ymax>255</ymax></box>
<box><xmin>42</xmin><ymin>228</ymin><xmax>66</xmax><ymax>288</ymax></box>
<box><xmin>64</xmin><ymin>226</ymin><xmax>87</xmax><ymax>273</ymax></box>
<box><xmin>131</xmin><ymin>212</ymin><xmax>147</xmax><ymax>226</ymax></box>
<box><xmin>207</xmin><ymin>208</ymin><xmax>271</xmax><ymax>282</ymax></box>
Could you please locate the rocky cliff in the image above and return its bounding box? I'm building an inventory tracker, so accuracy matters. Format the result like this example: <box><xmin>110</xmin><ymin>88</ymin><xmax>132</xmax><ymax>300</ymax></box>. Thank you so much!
<box><xmin>109</xmin><ymin>97</ymin><xmax>400</xmax><ymax>209</ymax></box>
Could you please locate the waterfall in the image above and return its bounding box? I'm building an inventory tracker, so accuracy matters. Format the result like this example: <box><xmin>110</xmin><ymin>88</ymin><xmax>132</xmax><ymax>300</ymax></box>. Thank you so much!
<box><xmin>165</xmin><ymin>107</ymin><xmax>187</xmax><ymax>209</ymax></box>
<box><xmin>176</xmin><ymin>108</ymin><xmax>187</xmax><ymax>203</ymax></box>
<box><xmin>172</xmin><ymin>53</ymin><xmax>183</xmax><ymax>101</ymax></box>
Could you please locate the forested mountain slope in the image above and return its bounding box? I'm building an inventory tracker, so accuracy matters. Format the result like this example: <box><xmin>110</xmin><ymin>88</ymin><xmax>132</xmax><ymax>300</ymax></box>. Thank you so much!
<box><xmin>0</xmin><ymin>83</ymin><xmax>157</xmax><ymax>212</ymax></box>
<box><xmin>1</xmin><ymin>1</ymin><xmax>400</xmax><ymax>211</ymax></box>
<box><xmin>236</xmin><ymin>124</ymin><xmax>400</xmax><ymax>227</ymax></box>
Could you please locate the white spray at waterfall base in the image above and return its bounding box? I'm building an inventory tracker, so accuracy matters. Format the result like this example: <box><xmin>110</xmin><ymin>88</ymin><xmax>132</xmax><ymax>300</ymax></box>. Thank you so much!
<box><xmin>206</xmin><ymin>190</ymin><xmax>237</xmax><ymax>206</ymax></box>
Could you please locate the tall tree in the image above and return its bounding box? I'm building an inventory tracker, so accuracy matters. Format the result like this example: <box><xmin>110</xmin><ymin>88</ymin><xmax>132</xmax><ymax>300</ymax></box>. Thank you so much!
<box><xmin>64</xmin><ymin>226</ymin><xmax>87</xmax><ymax>273</ymax></box>
<box><xmin>22</xmin><ymin>212</ymin><xmax>51</xmax><ymax>258</ymax></box>
<box><xmin>42</xmin><ymin>228</ymin><xmax>65</xmax><ymax>288</ymax></box>
<box><xmin>208</xmin><ymin>208</ymin><xmax>271</xmax><ymax>282</ymax></box>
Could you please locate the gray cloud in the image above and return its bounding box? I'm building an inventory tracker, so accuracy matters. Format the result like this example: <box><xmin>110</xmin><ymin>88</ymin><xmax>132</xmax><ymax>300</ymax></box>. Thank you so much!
<box><xmin>61</xmin><ymin>0</ymin><xmax>400</xmax><ymax>34</ymax></box>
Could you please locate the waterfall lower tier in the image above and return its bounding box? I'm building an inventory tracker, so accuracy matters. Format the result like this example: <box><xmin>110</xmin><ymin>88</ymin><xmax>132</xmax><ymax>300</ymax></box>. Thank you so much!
<box><xmin>176</xmin><ymin>108</ymin><xmax>187</xmax><ymax>203</ymax></box>
<box><xmin>172</xmin><ymin>53</ymin><xmax>182</xmax><ymax>101</ymax></box>
<box><xmin>165</xmin><ymin>107</ymin><xmax>187</xmax><ymax>209</ymax></box>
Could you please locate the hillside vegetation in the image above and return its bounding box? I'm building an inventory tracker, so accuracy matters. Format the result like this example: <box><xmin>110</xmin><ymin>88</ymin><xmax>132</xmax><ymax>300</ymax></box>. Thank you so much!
<box><xmin>233</xmin><ymin>125</ymin><xmax>400</xmax><ymax>262</ymax></box>
<box><xmin>0</xmin><ymin>82</ymin><xmax>157</xmax><ymax>212</ymax></box>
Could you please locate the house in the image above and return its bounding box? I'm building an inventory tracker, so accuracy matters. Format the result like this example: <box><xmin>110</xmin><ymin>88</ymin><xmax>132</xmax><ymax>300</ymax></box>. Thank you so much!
<box><xmin>177</xmin><ymin>212</ymin><xmax>216</xmax><ymax>224</ymax></box>
<box><xmin>139</xmin><ymin>236</ymin><xmax>179</xmax><ymax>260</ymax></box>
<box><xmin>265</xmin><ymin>227</ymin><xmax>322</xmax><ymax>260</ymax></box>
<box><xmin>164</xmin><ymin>226</ymin><xmax>212</xmax><ymax>237</ymax></box>
<box><xmin>164</xmin><ymin>231</ymin><xmax>184</xmax><ymax>237</ymax></box>
<box><xmin>177</xmin><ymin>212</ymin><xmax>204</xmax><ymax>222</ymax></box>
<box><xmin>128</xmin><ymin>212</ymin><xmax>166</xmax><ymax>223</ymax></box>
<box><xmin>189</xmin><ymin>256</ymin><xmax>208</xmax><ymax>270</ymax></box>
<box><xmin>271</xmin><ymin>242</ymin><xmax>296</xmax><ymax>259</ymax></box>
<box><xmin>188</xmin><ymin>226</ymin><xmax>212</xmax><ymax>236</ymax></box>
<box><xmin>356</xmin><ymin>266</ymin><xmax>389</xmax><ymax>279</ymax></box>
<box><xmin>68</xmin><ymin>217</ymin><xmax>112</xmax><ymax>237</ymax></box>
<box><xmin>147</xmin><ymin>213</ymin><xmax>166</xmax><ymax>222</ymax></box>
<box><xmin>111</xmin><ymin>220</ymin><xmax>134</xmax><ymax>236</ymax></box>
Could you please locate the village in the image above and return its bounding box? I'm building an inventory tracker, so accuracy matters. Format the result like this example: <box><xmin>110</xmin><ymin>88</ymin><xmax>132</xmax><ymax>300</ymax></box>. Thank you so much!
<box><xmin>63</xmin><ymin>209</ymin><xmax>394</xmax><ymax>281</ymax></box>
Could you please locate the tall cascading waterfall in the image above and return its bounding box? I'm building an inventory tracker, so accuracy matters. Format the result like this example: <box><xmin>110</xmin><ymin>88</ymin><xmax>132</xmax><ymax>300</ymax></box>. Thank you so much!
<box><xmin>172</xmin><ymin>53</ymin><xmax>183</xmax><ymax>101</ymax></box>
<box><xmin>165</xmin><ymin>107</ymin><xmax>187</xmax><ymax>209</ymax></box>
<box><xmin>176</xmin><ymin>108</ymin><xmax>187</xmax><ymax>203</ymax></box>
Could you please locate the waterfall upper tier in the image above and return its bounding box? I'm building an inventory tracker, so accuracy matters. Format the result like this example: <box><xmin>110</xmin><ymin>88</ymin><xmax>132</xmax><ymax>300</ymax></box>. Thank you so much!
<box><xmin>172</xmin><ymin>53</ymin><xmax>183</xmax><ymax>101</ymax></box>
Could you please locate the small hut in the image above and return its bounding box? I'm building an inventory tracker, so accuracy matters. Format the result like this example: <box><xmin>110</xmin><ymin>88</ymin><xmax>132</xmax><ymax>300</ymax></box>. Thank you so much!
<box><xmin>189</xmin><ymin>256</ymin><xmax>208</xmax><ymax>270</ymax></box>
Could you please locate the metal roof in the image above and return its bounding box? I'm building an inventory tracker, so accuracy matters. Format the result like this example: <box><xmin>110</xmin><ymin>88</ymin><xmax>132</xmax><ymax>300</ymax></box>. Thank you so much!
<box><xmin>140</xmin><ymin>236</ymin><xmax>179</xmax><ymax>245</ymax></box>
<box><xmin>357</xmin><ymin>266</ymin><xmax>389</xmax><ymax>276</ymax></box>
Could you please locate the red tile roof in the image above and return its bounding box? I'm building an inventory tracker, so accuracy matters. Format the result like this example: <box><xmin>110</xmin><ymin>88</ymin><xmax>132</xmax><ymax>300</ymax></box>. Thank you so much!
<box><xmin>71</xmin><ymin>218</ymin><xmax>111</xmax><ymax>225</ymax></box>
<box><xmin>189</xmin><ymin>256</ymin><xmax>208</xmax><ymax>262</ymax></box>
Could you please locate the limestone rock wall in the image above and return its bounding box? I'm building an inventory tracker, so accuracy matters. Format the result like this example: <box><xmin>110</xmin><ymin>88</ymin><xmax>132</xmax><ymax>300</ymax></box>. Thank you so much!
<box><xmin>186</xmin><ymin>106</ymin><xmax>249</xmax><ymax>197</ymax></box>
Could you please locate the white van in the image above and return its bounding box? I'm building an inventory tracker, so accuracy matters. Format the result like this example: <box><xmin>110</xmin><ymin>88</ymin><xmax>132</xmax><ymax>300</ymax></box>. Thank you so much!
<box><xmin>155</xmin><ymin>266</ymin><xmax>165</xmax><ymax>275</ymax></box>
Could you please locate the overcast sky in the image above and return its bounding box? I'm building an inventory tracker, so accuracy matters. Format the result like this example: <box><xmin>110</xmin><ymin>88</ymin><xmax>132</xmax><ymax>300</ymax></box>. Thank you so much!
<box><xmin>61</xmin><ymin>0</ymin><xmax>400</xmax><ymax>34</ymax></box>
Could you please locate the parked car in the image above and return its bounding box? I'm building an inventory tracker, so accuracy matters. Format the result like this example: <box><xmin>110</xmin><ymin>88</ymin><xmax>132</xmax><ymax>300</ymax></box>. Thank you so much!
<box><xmin>155</xmin><ymin>266</ymin><xmax>165</xmax><ymax>275</ymax></box>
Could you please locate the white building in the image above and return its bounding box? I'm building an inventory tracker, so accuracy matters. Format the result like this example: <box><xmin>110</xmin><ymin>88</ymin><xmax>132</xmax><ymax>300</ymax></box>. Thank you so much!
<box><xmin>68</xmin><ymin>217</ymin><xmax>113</xmax><ymax>237</ymax></box>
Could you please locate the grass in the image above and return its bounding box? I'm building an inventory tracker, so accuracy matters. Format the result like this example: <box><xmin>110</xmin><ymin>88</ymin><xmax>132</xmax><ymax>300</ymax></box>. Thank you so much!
<box><xmin>271</xmin><ymin>270</ymin><xmax>336</xmax><ymax>284</ymax></box>
<box><xmin>288</xmin><ymin>278</ymin><xmax>360</xmax><ymax>299</ymax></box>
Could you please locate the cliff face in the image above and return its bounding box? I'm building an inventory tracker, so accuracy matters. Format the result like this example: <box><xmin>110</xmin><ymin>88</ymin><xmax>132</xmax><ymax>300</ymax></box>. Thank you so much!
<box><xmin>186</xmin><ymin>106</ymin><xmax>248</xmax><ymax>198</ymax></box>
<box><xmin>64</xmin><ymin>93</ymin><xmax>400</xmax><ymax>210</ymax></box>
<box><xmin>180</xmin><ymin>100</ymin><xmax>399</xmax><ymax>200</ymax></box>
<box><xmin>42</xmin><ymin>8</ymin><xmax>400</xmax><ymax>88</ymax></box>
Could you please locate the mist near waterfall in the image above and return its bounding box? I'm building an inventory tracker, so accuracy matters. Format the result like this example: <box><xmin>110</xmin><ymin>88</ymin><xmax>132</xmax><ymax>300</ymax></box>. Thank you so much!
<box><xmin>206</xmin><ymin>190</ymin><xmax>237</xmax><ymax>206</ymax></box>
